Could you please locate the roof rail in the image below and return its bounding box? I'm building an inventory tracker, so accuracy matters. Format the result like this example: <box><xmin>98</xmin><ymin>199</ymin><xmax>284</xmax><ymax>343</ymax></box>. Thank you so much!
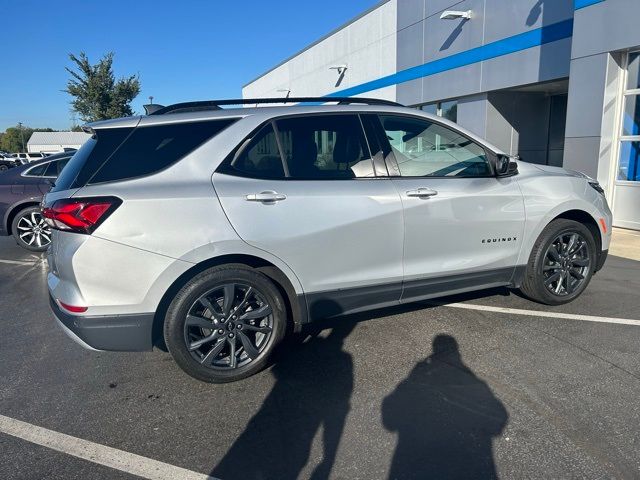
<box><xmin>150</xmin><ymin>97</ymin><xmax>403</xmax><ymax>115</ymax></box>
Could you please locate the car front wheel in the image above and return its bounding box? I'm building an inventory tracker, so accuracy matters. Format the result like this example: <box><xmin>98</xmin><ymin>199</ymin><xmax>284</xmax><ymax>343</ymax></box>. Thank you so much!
<box><xmin>164</xmin><ymin>265</ymin><xmax>287</xmax><ymax>383</ymax></box>
<box><xmin>520</xmin><ymin>219</ymin><xmax>597</xmax><ymax>305</ymax></box>
<box><xmin>12</xmin><ymin>206</ymin><xmax>51</xmax><ymax>252</ymax></box>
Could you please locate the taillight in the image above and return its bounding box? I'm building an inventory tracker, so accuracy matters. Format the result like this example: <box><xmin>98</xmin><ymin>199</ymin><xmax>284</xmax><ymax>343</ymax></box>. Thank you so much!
<box><xmin>42</xmin><ymin>196</ymin><xmax>121</xmax><ymax>234</ymax></box>
<box><xmin>57</xmin><ymin>300</ymin><xmax>88</xmax><ymax>313</ymax></box>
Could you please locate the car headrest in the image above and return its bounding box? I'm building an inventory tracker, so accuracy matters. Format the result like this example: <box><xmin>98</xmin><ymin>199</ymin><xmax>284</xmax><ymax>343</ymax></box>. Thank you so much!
<box><xmin>291</xmin><ymin>136</ymin><xmax>318</xmax><ymax>168</ymax></box>
<box><xmin>333</xmin><ymin>133</ymin><xmax>361</xmax><ymax>164</ymax></box>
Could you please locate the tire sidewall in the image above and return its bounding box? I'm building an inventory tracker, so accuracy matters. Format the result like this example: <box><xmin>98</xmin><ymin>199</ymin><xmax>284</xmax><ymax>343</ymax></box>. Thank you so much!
<box><xmin>164</xmin><ymin>266</ymin><xmax>286</xmax><ymax>383</ymax></box>
<box><xmin>12</xmin><ymin>206</ymin><xmax>50</xmax><ymax>252</ymax></box>
<box><xmin>531</xmin><ymin>221</ymin><xmax>597</xmax><ymax>305</ymax></box>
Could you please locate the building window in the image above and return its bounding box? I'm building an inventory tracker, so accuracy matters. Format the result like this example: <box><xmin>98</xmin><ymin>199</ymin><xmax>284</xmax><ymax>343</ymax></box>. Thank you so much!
<box><xmin>418</xmin><ymin>100</ymin><xmax>458</xmax><ymax>123</ymax></box>
<box><xmin>618</xmin><ymin>51</ymin><xmax>640</xmax><ymax>182</ymax></box>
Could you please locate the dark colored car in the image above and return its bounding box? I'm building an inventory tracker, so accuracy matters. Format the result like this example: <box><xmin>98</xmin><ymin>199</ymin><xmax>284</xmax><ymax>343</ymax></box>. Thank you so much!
<box><xmin>0</xmin><ymin>152</ymin><xmax>73</xmax><ymax>251</ymax></box>
<box><xmin>0</xmin><ymin>156</ymin><xmax>18</xmax><ymax>172</ymax></box>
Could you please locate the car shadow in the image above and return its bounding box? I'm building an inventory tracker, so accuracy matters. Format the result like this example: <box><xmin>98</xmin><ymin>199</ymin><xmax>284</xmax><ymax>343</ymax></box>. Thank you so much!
<box><xmin>382</xmin><ymin>334</ymin><xmax>508</xmax><ymax>480</ymax></box>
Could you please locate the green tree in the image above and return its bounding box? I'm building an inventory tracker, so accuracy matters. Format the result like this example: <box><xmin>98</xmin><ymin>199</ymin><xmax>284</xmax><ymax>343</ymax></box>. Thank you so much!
<box><xmin>65</xmin><ymin>52</ymin><xmax>140</xmax><ymax>123</ymax></box>
<box><xmin>0</xmin><ymin>127</ymin><xmax>30</xmax><ymax>152</ymax></box>
<box><xmin>0</xmin><ymin>126</ymin><xmax>55</xmax><ymax>153</ymax></box>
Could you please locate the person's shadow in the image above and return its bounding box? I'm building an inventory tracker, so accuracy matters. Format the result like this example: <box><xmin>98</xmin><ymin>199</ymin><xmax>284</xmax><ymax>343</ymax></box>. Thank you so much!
<box><xmin>382</xmin><ymin>334</ymin><xmax>508</xmax><ymax>480</ymax></box>
<box><xmin>211</xmin><ymin>321</ymin><xmax>355</xmax><ymax>480</ymax></box>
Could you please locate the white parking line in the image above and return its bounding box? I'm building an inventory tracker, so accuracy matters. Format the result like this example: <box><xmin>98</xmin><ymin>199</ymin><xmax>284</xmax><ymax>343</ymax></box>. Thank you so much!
<box><xmin>0</xmin><ymin>414</ymin><xmax>217</xmax><ymax>480</ymax></box>
<box><xmin>0</xmin><ymin>258</ymin><xmax>39</xmax><ymax>266</ymax></box>
<box><xmin>433</xmin><ymin>302</ymin><xmax>640</xmax><ymax>327</ymax></box>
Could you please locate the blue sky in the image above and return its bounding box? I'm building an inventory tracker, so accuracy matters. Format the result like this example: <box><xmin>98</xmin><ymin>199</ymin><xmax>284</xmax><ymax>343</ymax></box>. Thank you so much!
<box><xmin>0</xmin><ymin>0</ymin><xmax>375</xmax><ymax>131</ymax></box>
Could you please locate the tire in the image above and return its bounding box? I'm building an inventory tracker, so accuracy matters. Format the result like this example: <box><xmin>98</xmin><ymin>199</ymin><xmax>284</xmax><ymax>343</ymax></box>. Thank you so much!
<box><xmin>164</xmin><ymin>264</ymin><xmax>287</xmax><ymax>383</ymax></box>
<box><xmin>11</xmin><ymin>206</ymin><xmax>51</xmax><ymax>252</ymax></box>
<box><xmin>520</xmin><ymin>219</ymin><xmax>597</xmax><ymax>305</ymax></box>
<box><xmin>0</xmin><ymin>165</ymin><xmax>8</xmax><ymax>172</ymax></box>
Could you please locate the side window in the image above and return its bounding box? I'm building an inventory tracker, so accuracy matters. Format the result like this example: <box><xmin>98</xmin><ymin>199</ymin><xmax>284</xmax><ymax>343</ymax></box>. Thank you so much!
<box><xmin>24</xmin><ymin>163</ymin><xmax>48</xmax><ymax>176</ymax></box>
<box><xmin>227</xmin><ymin>124</ymin><xmax>285</xmax><ymax>179</ymax></box>
<box><xmin>275</xmin><ymin>114</ymin><xmax>375</xmax><ymax>179</ymax></box>
<box><xmin>43</xmin><ymin>158</ymin><xmax>70</xmax><ymax>178</ymax></box>
<box><xmin>379</xmin><ymin>115</ymin><xmax>491</xmax><ymax>177</ymax></box>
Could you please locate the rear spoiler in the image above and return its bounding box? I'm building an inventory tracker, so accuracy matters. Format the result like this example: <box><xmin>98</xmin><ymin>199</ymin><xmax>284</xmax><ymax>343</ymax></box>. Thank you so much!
<box><xmin>143</xmin><ymin>104</ymin><xmax>165</xmax><ymax>115</ymax></box>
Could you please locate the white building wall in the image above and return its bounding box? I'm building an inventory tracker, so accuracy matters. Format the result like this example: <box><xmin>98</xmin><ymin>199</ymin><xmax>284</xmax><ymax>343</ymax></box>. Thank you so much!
<box><xmin>28</xmin><ymin>143</ymin><xmax>84</xmax><ymax>153</ymax></box>
<box><xmin>243</xmin><ymin>0</ymin><xmax>397</xmax><ymax>101</ymax></box>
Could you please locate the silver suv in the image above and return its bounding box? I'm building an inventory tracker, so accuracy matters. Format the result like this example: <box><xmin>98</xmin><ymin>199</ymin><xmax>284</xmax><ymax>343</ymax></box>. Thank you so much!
<box><xmin>44</xmin><ymin>97</ymin><xmax>612</xmax><ymax>383</ymax></box>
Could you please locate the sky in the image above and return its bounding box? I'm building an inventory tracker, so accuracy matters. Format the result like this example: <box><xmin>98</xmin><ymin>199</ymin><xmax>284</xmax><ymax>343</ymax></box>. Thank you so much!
<box><xmin>0</xmin><ymin>0</ymin><xmax>376</xmax><ymax>131</ymax></box>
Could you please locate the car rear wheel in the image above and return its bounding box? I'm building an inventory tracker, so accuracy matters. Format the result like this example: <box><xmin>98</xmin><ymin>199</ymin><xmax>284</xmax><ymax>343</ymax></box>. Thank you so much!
<box><xmin>11</xmin><ymin>206</ymin><xmax>51</xmax><ymax>252</ymax></box>
<box><xmin>520</xmin><ymin>219</ymin><xmax>597</xmax><ymax>305</ymax></box>
<box><xmin>0</xmin><ymin>165</ymin><xmax>8</xmax><ymax>172</ymax></box>
<box><xmin>164</xmin><ymin>264</ymin><xmax>287</xmax><ymax>383</ymax></box>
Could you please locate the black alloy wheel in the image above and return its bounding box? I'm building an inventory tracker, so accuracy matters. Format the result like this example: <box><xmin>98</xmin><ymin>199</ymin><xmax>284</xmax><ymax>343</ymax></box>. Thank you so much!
<box><xmin>164</xmin><ymin>265</ymin><xmax>286</xmax><ymax>383</ymax></box>
<box><xmin>542</xmin><ymin>232</ymin><xmax>591</xmax><ymax>296</ymax></box>
<box><xmin>185</xmin><ymin>283</ymin><xmax>274</xmax><ymax>369</ymax></box>
<box><xmin>520</xmin><ymin>219</ymin><xmax>597</xmax><ymax>305</ymax></box>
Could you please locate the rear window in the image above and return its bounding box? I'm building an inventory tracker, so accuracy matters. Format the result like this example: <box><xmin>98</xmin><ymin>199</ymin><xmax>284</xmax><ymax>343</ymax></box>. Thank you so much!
<box><xmin>52</xmin><ymin>128</ymin><xmax>132</xmax><ymax>192</ymax></box>
<box><xmin>89</xmin><ymin>120</ymin><xmax>236</xmax><ymax>184</ymax></box>
<box><xmin>51</xmin><ymin>119</ymin><xmax>235</xmax><ymax>191</ymax></box>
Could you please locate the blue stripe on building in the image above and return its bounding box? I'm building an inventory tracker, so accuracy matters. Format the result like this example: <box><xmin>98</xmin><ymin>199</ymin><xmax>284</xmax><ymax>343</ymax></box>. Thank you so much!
<box><xmin>574</xmin><ymin>0</ymin><xmax>605</xmax><ymax>10</ymax></box>
<box><xmin>326</xmin><ymin>18</ymin><xmax>574</xmax><ymax>98</ymax></box>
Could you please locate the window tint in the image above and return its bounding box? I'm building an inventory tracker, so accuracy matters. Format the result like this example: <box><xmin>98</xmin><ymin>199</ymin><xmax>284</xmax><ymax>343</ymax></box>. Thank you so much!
<box><xmin>43</xmin><ymin>158</ymin><xmax>70</xmax><ymax>177</ymax></box>
<box><xmin>24</xmin><ymin>163</ymin><xmax>48</xmax><ymax>176</ymax></box>
<box><xmin>380</xmin><ymin>115</ymin><xmax>491</xmax><ymax>177</ymax></box>
<box><xmin>89</xmin><ymin>119</ymin><xmax>235</xmax><ymax>184</ymax></box>
<box><xmin>227</xmin><ymin>123</ymin><xmax>285</xmax><ymax>179</ymax></box>
<box><xmin>52</xmin><ymin>128</ymin><xmax>131</xmax><ymax>192</ymax></box>
<box><xmin>275</xmin><ymin>115</ymin><xmax>374</xmax><ymax>179</ymax></box>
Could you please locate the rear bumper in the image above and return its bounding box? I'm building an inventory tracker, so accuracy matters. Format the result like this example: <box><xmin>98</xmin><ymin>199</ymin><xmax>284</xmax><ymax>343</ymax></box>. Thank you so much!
<box><xmin>49</xmin><ymin>294</ymin><xmax>155</xmax><ymax>351</ymax></box>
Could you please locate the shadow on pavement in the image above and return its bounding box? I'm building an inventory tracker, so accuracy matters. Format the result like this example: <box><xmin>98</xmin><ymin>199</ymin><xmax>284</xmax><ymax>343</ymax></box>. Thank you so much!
<box><xmin>211</xmin><ymin>320</ymin><xmax>355</xmax><ymax>480</ymax></box>
<box><xmin>382</xmin><ymin>334</ymin><xmax>508</xmax><ymax>480</ymax></box>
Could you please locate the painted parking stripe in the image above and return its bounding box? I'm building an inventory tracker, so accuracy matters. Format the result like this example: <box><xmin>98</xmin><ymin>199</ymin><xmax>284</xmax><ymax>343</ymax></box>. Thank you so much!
<box><xmin>0</xmin><ymin>258</ymin><xmax>39</xmax><ymax>266</ymax></box>
<box><xmin>0</xmin><ymin>414</ymin><xmax>217</xmax><ymax>480</ymax></box>
<box><xmin>433</xmin><ymin>302</ymin><xmax>640</xmax><ymax>327</ymax></box>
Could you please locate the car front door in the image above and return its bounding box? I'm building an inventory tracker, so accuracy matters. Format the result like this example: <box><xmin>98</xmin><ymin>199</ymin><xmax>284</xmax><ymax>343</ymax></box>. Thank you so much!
<box><xmin>374</xmin><ymin>114</ymin><xmax>525</xmax><ymax>302</ymax></box>
<box><xmin>214</xmin><ymin>113</ymin><xmax>404</xmax><ymax>320</ymax></box>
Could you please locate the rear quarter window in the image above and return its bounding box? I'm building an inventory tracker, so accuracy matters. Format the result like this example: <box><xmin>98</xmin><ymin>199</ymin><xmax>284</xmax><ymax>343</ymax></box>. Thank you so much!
<box><xmin>52</xmin><ymin>119</ymin><xmax>236</xmax><ymax>191</ymax></box>
<box><xmin>51</xmin><ymin>128</ymin><xmax>132</xmax><ymax>192</ymax></box>
<box><xmin>88</xmin><ymin>119</ymin><xmax>237</xmax><ymax>184</ymax></box>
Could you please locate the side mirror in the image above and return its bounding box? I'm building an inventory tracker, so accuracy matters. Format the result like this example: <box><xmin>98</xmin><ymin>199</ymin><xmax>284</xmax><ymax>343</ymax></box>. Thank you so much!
<box><xmin>496</xmin><ymin>154</ymin><xmax>519</xmax><ymax>177</ymax></box>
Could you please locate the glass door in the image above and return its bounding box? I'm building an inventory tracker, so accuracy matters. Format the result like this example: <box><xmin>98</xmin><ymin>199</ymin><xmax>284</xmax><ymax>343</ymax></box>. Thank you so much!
<box><xmin>613</xmin><ymin>51</ymin><xmax>640</xmax><ymax>230</ymax></box>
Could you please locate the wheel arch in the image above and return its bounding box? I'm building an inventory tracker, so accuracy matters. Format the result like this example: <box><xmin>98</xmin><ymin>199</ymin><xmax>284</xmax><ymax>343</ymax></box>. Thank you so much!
<box><xmin>5</xmin><ymin>200</ymin><xmax>42</xmax><ymax>236</ymax></box>
<box><xmin>151</xmin><ymin>254</ymin><xmax>306</xmax><ymax>350</ymax></box>
<box><xmin>553</xmin><ymin>209</ymin><xmax>602</xmax><ymax>255</ymax></box>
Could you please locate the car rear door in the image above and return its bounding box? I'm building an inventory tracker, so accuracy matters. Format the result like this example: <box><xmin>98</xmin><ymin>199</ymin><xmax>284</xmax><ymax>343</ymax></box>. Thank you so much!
<box><xmin>372</xmin><ymin>113</ymin><xmax>525</xmax><ymax>301</ymax></box>
<box><xmin>213</xmin><ymin>113</ymin><xmax>404</xmax><ymax>320</ymax></box>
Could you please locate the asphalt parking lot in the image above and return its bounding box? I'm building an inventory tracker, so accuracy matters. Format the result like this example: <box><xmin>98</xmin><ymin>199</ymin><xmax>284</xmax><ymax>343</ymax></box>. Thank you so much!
<box><xmin>1</xmin><ymin>236</ymin><xmax>640</xmax><ymax>480</ymax></box>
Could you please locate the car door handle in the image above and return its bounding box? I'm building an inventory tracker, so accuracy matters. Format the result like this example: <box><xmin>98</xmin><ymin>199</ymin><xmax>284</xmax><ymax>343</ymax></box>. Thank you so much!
<box><xmin>406</xmin><ymin>188</ymin><xmax>438</xmax><ymax>198</ymax></box>
<box><xmin>245</xmin><ymin>191</ymin><xmax>287</xmax><ymax>203</ymax></box>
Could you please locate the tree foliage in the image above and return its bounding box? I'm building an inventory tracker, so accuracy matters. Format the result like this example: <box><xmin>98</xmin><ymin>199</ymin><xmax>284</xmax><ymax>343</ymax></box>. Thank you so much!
<box><xmin>65</xmin><ymin>52</ymin><xmax>140</xmax><ymax>123</ymax></box>
<box><xmin>0</xmin><ymin>126</ymin><xmax>55</xmax><ymax>153</ymax></box>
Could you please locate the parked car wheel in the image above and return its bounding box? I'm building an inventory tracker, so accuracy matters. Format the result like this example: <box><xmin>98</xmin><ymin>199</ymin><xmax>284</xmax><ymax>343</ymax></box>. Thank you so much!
<box><xmin>0</xmin><ymin>165</ymin><xmax>8</xmax><ymax>172</ymax></box>
<box><xmin>520</xmin><ymin>219</ymin><xmax>597</xmax><ymax>305</ymax></box>
<box><xmin>11</xmin><ymin>206</ymin><xmax>52</xmax><ymax>252</ymax></box>
<box><xmin>164</xmin><ymin>265</ymin><xmax>287</xmax><ymax>383</ymax></box>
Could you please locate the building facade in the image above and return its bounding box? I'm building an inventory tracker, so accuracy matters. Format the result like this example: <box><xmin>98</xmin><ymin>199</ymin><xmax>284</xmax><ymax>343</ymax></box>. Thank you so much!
<box><xmin>27</xmin><ymin>131</ymin><xmax>91</xmax><ymax>154</ymax></box>
<box><xmin>243</xmin><ymin>0</ymin><xmax>640</xmax><ymax>230</ymax></box>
